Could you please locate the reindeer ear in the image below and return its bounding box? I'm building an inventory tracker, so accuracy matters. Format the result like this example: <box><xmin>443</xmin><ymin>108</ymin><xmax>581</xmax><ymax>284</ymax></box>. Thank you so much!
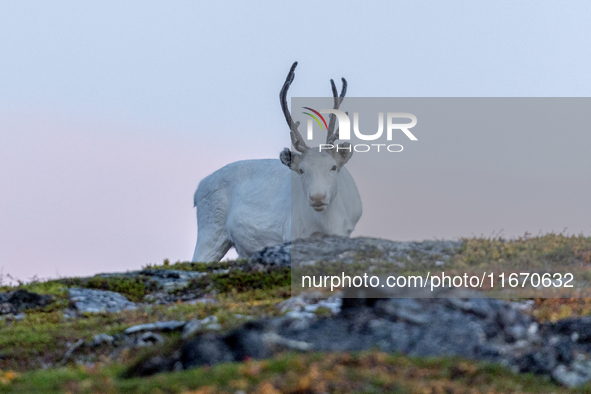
<box><xmin>332</xmin><ymin>142</ymin><xmax>353</xmax><ymax>167</ymax></box>
<box><xmin>280</xmin><ymin>148</ymin><xmax>302</xmax><ymax>170</ymax></box>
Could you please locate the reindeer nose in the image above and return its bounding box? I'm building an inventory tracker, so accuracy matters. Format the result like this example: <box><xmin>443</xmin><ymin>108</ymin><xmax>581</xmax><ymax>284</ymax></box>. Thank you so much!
<box><xmin>309</xmin><ymin>192</ymin><xmax>327</xmax><ymax>205</ymax></box>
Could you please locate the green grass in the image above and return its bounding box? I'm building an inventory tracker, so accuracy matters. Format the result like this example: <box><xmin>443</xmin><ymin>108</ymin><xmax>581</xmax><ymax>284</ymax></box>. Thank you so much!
<box><xmin>453</xmin><ymin>232</ymin><xmax>591</xmax><ymax>269</ymax></box>
<box><xmin>188</xmin><ymin>267</ymin><xmax>291</xmax><ymax>295</ymax></box>
<box><xmin>0</xmin><ymin>351</ymin><xmax>586</xmax><ymax>393</ymax></box>
<box><xmin>143</xmin><ymin>259</ymin><xmax>248</xmax><ymax>273</ymax></box>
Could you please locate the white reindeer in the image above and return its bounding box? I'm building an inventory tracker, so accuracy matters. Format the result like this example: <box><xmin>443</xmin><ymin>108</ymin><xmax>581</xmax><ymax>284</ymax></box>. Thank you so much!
<box><xmin>192</xmin><ymin>62</ymin><xmax>362</xmax><ymax>262</ymax></box>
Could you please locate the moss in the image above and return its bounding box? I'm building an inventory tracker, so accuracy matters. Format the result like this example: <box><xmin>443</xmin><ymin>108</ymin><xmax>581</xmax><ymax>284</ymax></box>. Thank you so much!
<box><xmin>545</xmin><ymin>244</ymin><xmax>576</xmax><ymax>263</ymax></box>
<box><xmin>143</xmin><ymin>259</ymin><xmax>249</xmax><ymax>272</ymax></box>
<box><xmin>453</xmin><ymin>233</ymin><xmax>591</xmax><ymax>269</ymax></box>
<box><xmin>313</xmin><ymin>306</ymin><xmax>333</xmax><ymax>318</ymax></box>
<box><xmin>210</xmin><ymin>267</ymin><xmax>291</xmax><ymax>293</ymax></box>
<box><xmin>1</xmin><ymin>351</ymin><xmax>585</xmax><ymax>393</ymax></box>
<box><xmin>57</xmin><ymin>276</ymin><xmax>160</xmax><ymax>303</ymax></box>
<box><xmin>172</xmin><ymin>265</ymin><xmax>291</xmax><ymax>300</ymax></box>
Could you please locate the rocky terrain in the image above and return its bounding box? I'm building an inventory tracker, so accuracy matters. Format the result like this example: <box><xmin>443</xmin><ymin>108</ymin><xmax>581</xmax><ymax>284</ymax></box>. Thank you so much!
<box><xmin>126</xmin><ymin>286</ymin><xmax>591</xmax><ymax>388</ymax></box>
<box><xmin>1</xmin><ymin>233</ymin><xmax>591</xmax><ymax>393</ymax></box>
<box><xmin>249</xmin><ymin>235</ymin><xmax>462</xmax><ymax>268</ymax></box>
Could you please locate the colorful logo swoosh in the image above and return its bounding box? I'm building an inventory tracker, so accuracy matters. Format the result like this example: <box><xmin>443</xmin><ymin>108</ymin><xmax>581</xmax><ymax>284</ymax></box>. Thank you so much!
<box><xmin>302</xmin><ymin>107</ymin><xmax>328</xmax><ymax>131</ymax></box>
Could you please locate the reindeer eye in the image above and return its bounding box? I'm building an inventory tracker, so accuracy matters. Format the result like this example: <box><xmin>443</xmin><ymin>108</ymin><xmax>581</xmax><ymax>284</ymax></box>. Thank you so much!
<box><xmin>298</xmin><ymin>169</ymin><xmax>304</xmax><ymax>175</ymax></box>
<box><xmin>331</xmin><ymin>165</ymin><xmax>337</xmax><ymax>171</ymax></box>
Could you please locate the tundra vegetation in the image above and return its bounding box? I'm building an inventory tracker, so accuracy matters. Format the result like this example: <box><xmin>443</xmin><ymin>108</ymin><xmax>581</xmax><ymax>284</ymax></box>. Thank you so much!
<box><xmin>0</xmin><ymin>233</ymin><xmax>590</xmax><ymax>392</ymax></box>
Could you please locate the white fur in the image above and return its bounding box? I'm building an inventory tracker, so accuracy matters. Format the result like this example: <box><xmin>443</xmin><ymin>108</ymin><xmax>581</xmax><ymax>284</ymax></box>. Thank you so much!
<box><xmin>192</xmin><ymin>151</ymin><xmax>362</xmax><ymax>262</ymax></box>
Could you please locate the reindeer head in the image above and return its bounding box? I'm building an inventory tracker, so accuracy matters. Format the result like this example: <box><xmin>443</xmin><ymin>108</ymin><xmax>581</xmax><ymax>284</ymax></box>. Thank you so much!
<box><xmin>278</xmin><ymin>62</ymin><xmax>352</xmax><ymax>212</ymax></box>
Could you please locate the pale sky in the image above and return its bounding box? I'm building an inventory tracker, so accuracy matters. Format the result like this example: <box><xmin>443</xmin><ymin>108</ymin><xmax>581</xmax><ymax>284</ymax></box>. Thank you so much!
<box><xmin>1</xmin><ymin>1</ymin><xmax>590</xmax><ymax>282</ymax></box>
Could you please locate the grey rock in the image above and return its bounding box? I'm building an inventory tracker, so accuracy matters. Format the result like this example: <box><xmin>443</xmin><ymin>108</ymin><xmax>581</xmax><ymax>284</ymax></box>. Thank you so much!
<box><xmin>552</xmin><ymin>364</ymin><xmax>591</xmax><ymax>388</ymax></box>
<box><xmin>249</xmin><ymin>243</ymin><xmax>292</xmax><ymax>267</ymax></box>
<box><xmin>62</xmin><ymin>309</ymin><xmax>77</xmax><ymax>319</ymax></box>
<box><xmin>136</xmin><ymin>332</ymin><xmax>165</xmax><ymax>347</ymax></box>
<box><xmin>0</xmin><ymin>303</ymin><xmax>15</xmax><ymax>315</ymax></box>
<box><xmin>552</xmin><ymin>354</ymin><xmax>591</xmax><ymax>387</ymax></box>
<box><xmin>143</xmin><ymin>291</ymin><xmax>220</xmax><ymax>305</ymax></box>
<box><xmin>2</xmin><ymin>312</ymin><xmax>26</xmax><ymax>321</ymax></box>
<box><xmin>126</xmin><ymin>284</ymin><xmax>591</xmax><ymax>387</ymax></box>
<box><xmin>62</xmin><ymin>339</ymin><xmax>84</xmax><ymax>363</ymax></box>
<box><xmin>285</xmin><ymin>310</ymin><xmax>315</xmax><ymax>320</ymax></box>
<box><xmin>185</xmin><ymin>297</ymin><xmax>218</xmax><ymax>305</ymax></box>
<box><xmin>262</xmin><ymin>332</ymin><xmax>312</xmax><ymax>351</ymax></box>
<box><xmin>124</xmin><ymin>320</ymin><xmax>186</xmax><ymax>335</ymax></box>
<box><xmin>249</xmin><ymin>235</ymin><xmax>462</xmax><ymax>267</ymax></box>
<box><xmin>92</xmin><ymin>333</ymin><xmax>114</xmax><ymax>347</ymax></box>
<box><xmin>182</xmin><ymin>316</ymin><xmax>220</xmax><ymax>339</ymax></box>
<box><xmin>68</xmin><ymin>288</ymin><xmax>137</xmax><ymax>314</ymax></box>
<box><xmin>278</xmin><ymin>295</ymin><xmax>342</xmax><ymax>316</ymax></box>
<box><xmin>96</xmin><ymin>269</ymin><xmax>207</xmax><ymax>291</ymax></box>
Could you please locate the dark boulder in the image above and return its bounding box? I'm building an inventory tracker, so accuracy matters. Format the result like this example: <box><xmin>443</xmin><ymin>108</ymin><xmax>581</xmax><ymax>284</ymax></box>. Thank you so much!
<box><xmin>0</xmin><ymin>289</ymin><xmax>52</xmax><ymax>314</ymax></box>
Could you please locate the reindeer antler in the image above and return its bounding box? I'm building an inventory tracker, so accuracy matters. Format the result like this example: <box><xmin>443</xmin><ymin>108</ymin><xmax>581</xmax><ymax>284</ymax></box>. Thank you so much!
<box><xmin>326</xmin><ymin>77</ymin><xmax>347</xmax><ymax>145</ymax></box>
<box><xmin>280</xmin><ymin>61</ymin><xmax>308</xmax><ymax>153</ymax></box>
